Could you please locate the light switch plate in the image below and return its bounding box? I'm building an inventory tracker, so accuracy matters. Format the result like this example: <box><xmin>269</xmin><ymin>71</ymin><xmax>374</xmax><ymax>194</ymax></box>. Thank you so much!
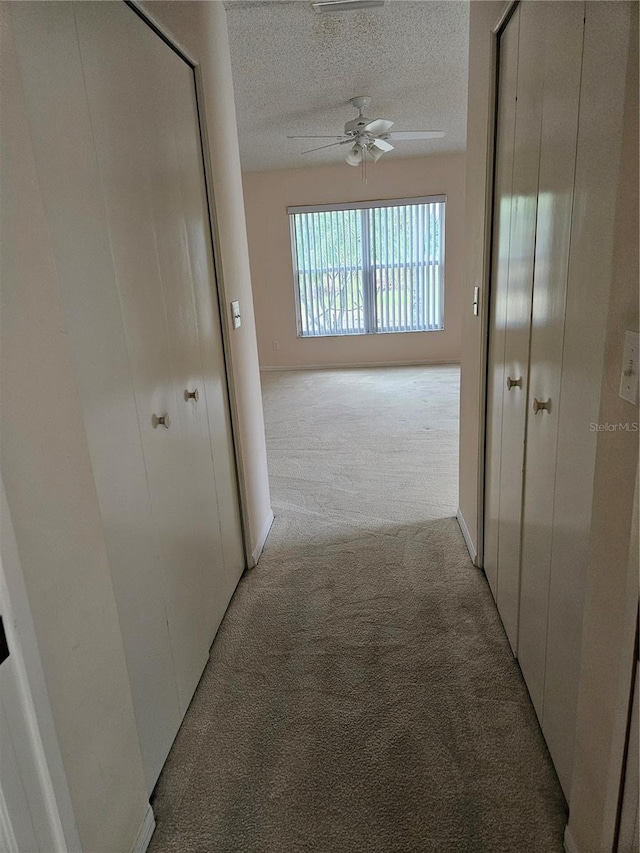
<box><xmin>231</xmin><ymin>300</ymin><xmax>241</xmax><ymax>330</ymax></box>
<box><xmin>619</xmin><ymin>330</ymin><xmax>639</xmax><ymax>404</ymax></box>
<box><xmin>472</xmin><ymin>285</ymin><xmax>480</xmax><ymax>317</ymax></box>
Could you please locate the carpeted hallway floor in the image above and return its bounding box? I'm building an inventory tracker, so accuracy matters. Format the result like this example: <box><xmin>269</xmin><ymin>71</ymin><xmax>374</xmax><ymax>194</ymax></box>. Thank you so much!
<box><xmin>148</xmin><ymin>365</ymin><xmax>566</xmax><ymax>852</ymax></box>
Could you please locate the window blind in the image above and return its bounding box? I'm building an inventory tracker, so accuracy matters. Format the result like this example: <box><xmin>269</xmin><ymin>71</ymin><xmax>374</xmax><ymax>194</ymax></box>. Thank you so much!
<box><xmin>289</xmin><ymin>196</ymin><xmax>445</xmax><ymax>337</ymax></box>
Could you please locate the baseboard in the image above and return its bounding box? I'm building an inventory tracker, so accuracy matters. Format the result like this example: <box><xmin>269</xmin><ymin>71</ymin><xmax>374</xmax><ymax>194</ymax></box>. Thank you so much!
<box><xmin>250</xmin><ymin>509</ymin><xmax>274</xmax><ymax>567</ymax></box>
<box><xmin>456</xmin><ymin>508</ymin><xmax>478</xmax><ymax>566</ymax></box>
<box><xmin>563</xmin><ymin>824</ymin><xmax>579</xmax><ymax>853</ymax></box>
<box><xmin>260</xmin><ymin>359</ymin><xmax>460</xmax><ymax>372</ymax></box>
<box><xmin>131</xmin><ymin>804</ymin><xmax>155</xmax><ymax>853</ymax></box>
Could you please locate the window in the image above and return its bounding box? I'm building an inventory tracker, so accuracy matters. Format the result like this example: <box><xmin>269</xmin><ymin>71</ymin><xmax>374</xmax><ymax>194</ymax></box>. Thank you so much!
<box><xmin>288</xmin><ymin>196</ymin><xmax>445</xmax><ymax>337</ymax></box>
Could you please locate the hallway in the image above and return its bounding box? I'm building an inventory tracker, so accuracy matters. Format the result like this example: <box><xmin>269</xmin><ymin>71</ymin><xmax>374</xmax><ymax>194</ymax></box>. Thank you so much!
<box><xmin>148</xmin><ymin>366</ymin><xmax>566</xmax><ymax>852</ymax></box>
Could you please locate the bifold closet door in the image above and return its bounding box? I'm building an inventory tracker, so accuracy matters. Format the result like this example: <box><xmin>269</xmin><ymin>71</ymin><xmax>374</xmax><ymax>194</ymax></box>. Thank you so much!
<box><xmin>484</xmin><ymin>2</ymin><xmax>545</xmax><ymax>654</ymax></box>
<box><xmin>74</xmin><ymin>1</ymin><xmax>242</xmax><ymax>652</ymax></box>
<box><xmin>74</xmin><ymin>2</ymin><xmax>212</xmax><ymax>716</ymax></box>
<box><xmin>519</xmin><ymin>0</ymin><xmax>631</xmax><ymax>796</ymax></box>
<box><xmin>517</xmin><ymin>0</ymin><xmax>585</xmax><ymax>729</ymax></box>
<box><xmin>10</xmin><ymin>1</ymin><xmax>245</xmax><ymax>792</ymax></box>
<box><xmin>9</xmin><ymin>2</ymin><xmax>183</xmax><ymax>790</ymax></box>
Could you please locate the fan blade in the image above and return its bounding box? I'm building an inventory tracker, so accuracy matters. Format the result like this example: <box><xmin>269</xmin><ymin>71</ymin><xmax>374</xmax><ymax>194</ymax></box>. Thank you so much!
<box><xmin>287</xmin><ymin>135</ymin><xmax>347</xmax><ymax>139</ymax></box>
<box><xmin>301</xmin><ymin>139</ymin><xmax>351</xmax><ymax>154</ymax></box>
<box><xmin>372</xmin><ymin>137</ymin><xmax>394</xmax><ymax>152</ymax></box>
<box><xmin>386</xmin><ymin>130</ymin><xmax>446</xmax><ymax>140</ymax></box>
<box><xmin>362</xmin><ymin>118</ymin><xmax>393</xmax><ymax>135</ymax></box>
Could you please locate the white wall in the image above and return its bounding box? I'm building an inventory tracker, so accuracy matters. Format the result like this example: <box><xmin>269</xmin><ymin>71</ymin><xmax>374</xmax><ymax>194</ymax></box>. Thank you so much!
<box><xmin>242</xmin><ymin>154</ymin><xmax>465</xmax><ymax>369</ymax></box>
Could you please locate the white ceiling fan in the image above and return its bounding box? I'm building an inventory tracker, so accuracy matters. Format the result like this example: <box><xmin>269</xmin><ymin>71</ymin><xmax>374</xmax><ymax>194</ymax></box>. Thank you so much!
<box><xmin>288</xmin><ymin>96</ymin><xmax>445</xmax><ymax>180</ymax></box>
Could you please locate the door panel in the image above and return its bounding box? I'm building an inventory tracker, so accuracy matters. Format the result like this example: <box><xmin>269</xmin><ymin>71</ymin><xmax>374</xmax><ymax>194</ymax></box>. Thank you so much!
<box><xmin>540</xmin><ymin>0</ymin><xmax>632</xmax><ymax>796</ymax></box>
<box><xmin>518</xmin><ymin>1</ymin><xmax>585</xmax><ymax>724</ymax></box>
<box><xmin>9</xmin><ymin>1</ymin><xmax>183</xmax><ymax>791</ymax></box>
<box><xmin>13</xmin><ymin>0</ymin><xmax>245</xmax><ymax>793</ymax></box>
<box><xmin>74</xmin><ymin>3</ymin><xmax>210</xmax><ymax>713</ymax></box>
<box><xmin>492</xmin><ymin>1</ymin><xmax>546</xmax><ymax>654</ymax></box>
<box><xmin>131</xmin><ymin>28</ymin><xmax>241</xmax><ymax>637</ymax></box>
<box><xmin>484</xmin><ymin>7</ymin><xmax>519</xmax><ymax>601</ymax></box>
<box><xmin>169</xmin><ymin>65</ymin><xmax>246</xmax><ymax>607</ymax></box>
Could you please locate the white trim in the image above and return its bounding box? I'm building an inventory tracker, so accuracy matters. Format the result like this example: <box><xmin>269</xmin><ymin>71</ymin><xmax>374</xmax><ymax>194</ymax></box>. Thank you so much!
<box><xmin>564</xmin><ymin>824</ymin><xmax>580</xmax><ymax>853</ymax></box>
<box><xmin>456</xmin><ymin>508</ymin><xmax>479</xmax><ymax>566</ymax></box>
<box><xmin>126</xmin><ymin>2</ymin><xmax>197</xmax><ymax>66</ymax></box>
<box><xmin>260</xmin><ymin>360</ymin><xmax>460</xmax><ymax>372</ymax></box>
<box><xmin>601</xmin><ymin>465</ymin><xmax>639</xmax><ymax>847</ymax></box>
<box><xmin>493</xmin><ymin>0</ymin><xmax>519</xmax><ymax>34</ymax></box>
<box><xmin>250</xmin><ymin>510</ymin><xmax>275</xmax><ymax>568</ymax></box>
<box><xmin>475</xmin><ymin>1</ymin><xmax>517</xmax><ymax>573</ymax></box>
<box><xmin>0</xmin><ymin>789</ymin><xmax>18</xmax><ymax>853</ymax></box>
<box><xmin>0</xmin><ymin>480</ymin><xmax>82</xmax><ymax>852</ymax></box>
<box><xmin>130</xmin><ymin>804</ymin><xmax>156</xmax><ymax>853</ymax></box>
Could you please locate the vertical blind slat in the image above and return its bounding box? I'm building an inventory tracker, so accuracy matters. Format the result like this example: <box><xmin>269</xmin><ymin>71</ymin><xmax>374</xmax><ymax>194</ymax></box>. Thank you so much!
<box><xmin>303</xmin><ymin>214</ymin><xmax>312</xmax><ymax>334</ymax></box>
<box><xmin>345</xmin><ymin>210</ymin><xmax>360</xmax><ymax>332</ymax></box>
<box><xmin>387</xmin><ymin>205</ymin><xmax>392</xmax><ymax>331</ymax></box>
<box><xmin>428</xmin><ymin>205</ymin><xmax>433</xmax><ymax>330</ymax></box>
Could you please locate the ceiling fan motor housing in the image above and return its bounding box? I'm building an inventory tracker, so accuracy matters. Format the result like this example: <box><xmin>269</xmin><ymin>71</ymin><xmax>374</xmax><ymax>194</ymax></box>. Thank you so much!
<box><xmin>344</xmin><ymin>116</ymin><xmax>372</xmax><ymax>135</ymax></box>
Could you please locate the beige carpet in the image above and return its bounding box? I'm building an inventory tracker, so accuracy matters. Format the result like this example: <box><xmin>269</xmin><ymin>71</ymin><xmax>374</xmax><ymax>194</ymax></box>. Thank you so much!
<box><xmin>148</xmin><ymin>365</ymin><xmax>566</xmax><ymax>852</ymax></box>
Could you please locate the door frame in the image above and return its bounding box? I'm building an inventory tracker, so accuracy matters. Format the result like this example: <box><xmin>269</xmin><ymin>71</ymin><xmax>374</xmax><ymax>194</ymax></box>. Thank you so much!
<box><xmin>125</xmin><ymin>0</ymin><xmax>253</xmax><ymax>569</ymax></box>
<box><xmin>606</xmin><ymin>467</ymin><xmax>639</xmax><ymax>851</ymax></box>
<box><xmin>475</xmin><ymin>0</ymin><xmax>519</xmax><ymax>570</ymax></box>
<box><xmin>0</xmin><ymin>477</ymin><xmax>82</xmax><ymax>852</ymax></box>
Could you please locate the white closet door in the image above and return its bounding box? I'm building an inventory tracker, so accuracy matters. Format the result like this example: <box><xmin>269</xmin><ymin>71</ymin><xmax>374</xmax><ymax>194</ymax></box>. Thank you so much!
<box><xmin>126</xmin><ymin>18</ymin><xmax>244</xmax><ymax>637</ymax></box>
<box><xmin>74</xmin><ymin>4</ymin><xmax>214</xmax><ymax>713</ymax></box>
<box><xmin>8</xmin><ymin>2</ymin><xmax>183</xmax><ymax>791</ymax></box>
<box><xmin>12</xmin><ymin>0</ymin><xmax>246</xmax><ymax>793</ymax></box>
<box><xmin>537</xmin><ymin>0</ymin><xmax>632</xmax><ymax>796</ymax></box>
<box><xmin>485</xmin><ymin>2</ymin><xmax>545</xmax><ymax>654</ymax></box>
<box><xmin>518</xmin><ymin>1</ymin><xmax>585</xmax><ymax>725</ymax></box>
<box><xmin>494</xmin><ymin>0</ymin><xmax>546</xmax><ymax>654</ymax></box>
<box><xmin>169</xmin><ymin>58</ymin><xmax>246</xmax><ymax>612</ymax></box>
<box><xmin>484</xmin><ymin>6</ymin><xmax>519</xmax><ymax>602</ymax></box>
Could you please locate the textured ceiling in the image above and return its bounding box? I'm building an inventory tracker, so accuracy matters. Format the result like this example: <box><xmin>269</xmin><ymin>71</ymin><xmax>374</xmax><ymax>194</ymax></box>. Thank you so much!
<box><xmin>225</xmin><ymin>0</ymin><xmax>470</xmax><ymax>172</ymax></box>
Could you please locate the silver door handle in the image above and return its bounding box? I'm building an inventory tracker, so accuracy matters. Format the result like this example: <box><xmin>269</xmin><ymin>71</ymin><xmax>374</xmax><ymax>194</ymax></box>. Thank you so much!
<box><xmin>507</xmin><ymin>376</ymin><xmax>522</xmax><ymax>390</ymax></box>
<box><xmin>152</xmin><ymin>413</ymin><xmax>170</xmax><ymax>429</ymax></box>
<box><xmin>532</xmin><ymin>398</ymin><xmax>550</xmax><ymax>414</ymax></box>
<box><xmin>184</xmin><ymin>389</ymin><xmax>199</xmax><ymax>402</ymax></box>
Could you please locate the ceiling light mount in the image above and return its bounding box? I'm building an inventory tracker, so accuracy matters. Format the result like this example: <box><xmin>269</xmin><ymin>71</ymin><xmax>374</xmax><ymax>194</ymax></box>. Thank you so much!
<box><xmin>350</xmin><ymin>96</ymin><xmax>372</xmax><ymax>115</ymax></box>
<box><xmin>311</xmin><ymin>0</ymin><xmax>385</xmax><ymax>13</ymax></box>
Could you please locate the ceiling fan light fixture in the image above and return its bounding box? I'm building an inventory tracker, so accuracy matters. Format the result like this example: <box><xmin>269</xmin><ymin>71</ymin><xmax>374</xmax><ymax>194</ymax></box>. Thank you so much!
<box><xmin>311</xmin><ymin>0</ymin><xmax>385</xmax><ymax>13</ymax></box>
<box><xmin>345</xmin><ymin>144</ymin><xmax>363</xmax><ymax>166</ymax></box>
<box><xmin>367</xmin><ymin>144</ymin><xmax>385</xmax><ymax>163</ymax></box>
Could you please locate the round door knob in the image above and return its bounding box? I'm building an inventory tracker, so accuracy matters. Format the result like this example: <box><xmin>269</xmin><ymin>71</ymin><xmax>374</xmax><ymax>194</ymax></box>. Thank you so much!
<box><xmin>507</xmin><ymin>376</ymin><xmax>522</xmax><ymax>390</ymax></box>
<box><xmin>184</xmin><ymin>389</ymin><xmax>199</xmax><ymax>402</ymax></box>
<box><xmin>532</xmin><ymin>398</ymin><xmax>550</xmax><ymax>414</ymax></box>
<box><xmin>152</xmin><ymin>413</ymin><xmax>170</xmax><ymax>429</ymax></box>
